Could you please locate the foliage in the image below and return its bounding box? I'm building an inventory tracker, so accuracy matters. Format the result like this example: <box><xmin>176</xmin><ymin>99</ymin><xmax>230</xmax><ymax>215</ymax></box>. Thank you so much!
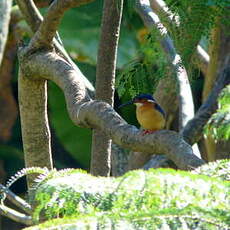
<box><xmin>0</xmin><ymin>167</ymin><xmax>49</xmax><ymax>206</ymax></box>
<box><xmin>164</xmin><ymin>0</ymin><xmax>229</xmax><ymax>63</ymax></box>
<box><xmin>192</xmin><ymin>159</ymin><xmax>230</xmax><ymax>181</ymax></box>
<box><xmin>204</xmin><ymin>85</ymin><xmax>230</xmax><ymax>141</ymax></box>
<box><xmin>116</xmin><ymin>29</ymin><xmax>171</xmax><ymax>98</ymax></box>
<box><xmin>20</xmin><ymin>165</ymin><xmax>230</xmax><ymax>229</ymax></box>
<box><xmin>116</xmin><ymin>0</ymin><xmax>230</xmax><ymax>99</ymax></box>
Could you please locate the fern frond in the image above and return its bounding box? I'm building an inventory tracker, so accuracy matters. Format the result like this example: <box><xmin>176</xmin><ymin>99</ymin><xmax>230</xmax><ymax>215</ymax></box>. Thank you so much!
<box><xmin>6</xmin><ymin>167</ymin><xmax>49</xmax><ymax>189</ymax></box>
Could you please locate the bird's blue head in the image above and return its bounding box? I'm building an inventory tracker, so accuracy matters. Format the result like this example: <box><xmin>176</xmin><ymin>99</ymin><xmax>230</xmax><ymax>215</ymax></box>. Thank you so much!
<box><xmin>119</xmin><ymin>93</ymin><xmax>155</xmax><ymax>108</ymax></box>
<box><xmin>119</xmin><ymin>93</ymin><xmax>165</xmax><ymax>117</ymax></box>
<box><xmin>132</xmin><ymin>93</ymin><xmax>156</xmax><ymax>103</ymax></box>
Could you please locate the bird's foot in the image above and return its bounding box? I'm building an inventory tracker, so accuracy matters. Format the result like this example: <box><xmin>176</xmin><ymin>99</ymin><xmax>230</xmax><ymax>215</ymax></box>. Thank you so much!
<box><xmin>142</xmin><ymin>129</ymin><xmax>156</xmax><ymax>135</ymax></box>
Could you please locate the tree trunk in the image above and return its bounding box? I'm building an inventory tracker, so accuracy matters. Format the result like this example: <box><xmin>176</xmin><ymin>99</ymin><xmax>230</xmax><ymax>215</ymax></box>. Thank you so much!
<box><xmin>91</xmin><ymin>0</ymin><xmax>123</xmax><ymax>176</ymax></box>
<box><xmin>18</xmin><ymin>70</ymin><xmax>53</xmax><ymax>188</ymax></box>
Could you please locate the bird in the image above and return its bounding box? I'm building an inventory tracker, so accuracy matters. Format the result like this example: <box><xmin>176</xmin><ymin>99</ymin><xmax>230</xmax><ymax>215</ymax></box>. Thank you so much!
<box><xmin>119</xmin><ymin>93</ymin><xmax>166</xmax><ymax>134</ymax></box>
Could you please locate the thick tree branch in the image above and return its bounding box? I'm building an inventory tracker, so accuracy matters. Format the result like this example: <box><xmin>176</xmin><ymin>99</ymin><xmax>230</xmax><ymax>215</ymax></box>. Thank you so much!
<box><xmin>18</xmin><ymin>49</ymin><xmax>205</xmax><ymax>170</ymax></box>
<box><xmin>16</xmin><ymin>0</ymin><xmax>42</xmax><ymax>33</ymax></box>
<box><xmin>182</xmin><ymin>66</ymin><xmax>230</xmax><ymax>145</ymax></box>
<box><xmin>135</xmin><ymin>0</ymin><xmax>195</xmax><ymax>130</ymax></box>
<box><xmin>16</xmin><ymin>0</ymin><xmax>95</xmax><ymax>96</ymax></box>
<box><xmin>0</xmin><ymin>0</ymin><xmax>12</xmax><ymax>65</ymax></box>
<box><xmin>196</xmin><ymin>45</ymin><xmax>210</xmax><ymax>75</ymax></box>
<box><xmin>91</xmin><ymin>0</ymin><xmax>124</xmax><ymax>176</ymax></box>
<box><xmin>30</xmin><ymin>0</ymin><xmax>94</xmax><ymax>48</ymax></box>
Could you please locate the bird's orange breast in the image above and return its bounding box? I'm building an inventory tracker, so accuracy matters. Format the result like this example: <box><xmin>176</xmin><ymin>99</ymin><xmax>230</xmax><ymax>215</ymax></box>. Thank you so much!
<box><xmin>136</xmin><ymin>104</ymin><xmax>165</xmax><ymax>130</ymax></box>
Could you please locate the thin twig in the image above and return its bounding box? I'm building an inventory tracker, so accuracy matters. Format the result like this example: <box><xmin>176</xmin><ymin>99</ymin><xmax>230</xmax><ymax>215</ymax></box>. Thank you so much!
<box><xmin>0</xmin><ymin>184</ymin><xmax>32</xmax><ymax>215</ymax></box>
<box><xmin>0</xmin><ymin>204</ymin><xmax>33</xmax><ymax>226</ymax></box>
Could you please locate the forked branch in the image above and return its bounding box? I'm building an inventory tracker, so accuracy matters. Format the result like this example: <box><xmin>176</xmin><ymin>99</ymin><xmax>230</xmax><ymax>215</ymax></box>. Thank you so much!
<box><xmin>17</xmin><ymin>0</ymin><xmax>204</xmax><ymax>173</ymax></box>
<box><xmin>18</xmin><ymin>49</ymin><xmax>205</xmax><ymax>170</ymax></box>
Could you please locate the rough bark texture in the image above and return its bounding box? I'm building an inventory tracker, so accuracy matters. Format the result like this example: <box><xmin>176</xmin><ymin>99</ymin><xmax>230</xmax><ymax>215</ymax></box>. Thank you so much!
<box><xmin>91</xmin><ymin>0</ymin><xmax>123</xmax><ymax>176</ymax></box>
<box><xmin>0</xmin><ymin>0</ymin><xmax>12</xmax><ymax>65</ymax></box>
<box><xmin>111</xmin><ymin>144</ymin><xmax>128</xmax><ymax>177</ymax></box>
<box><xmin>18</xmin><ymin>66</ymin><xmax>53</xmax><ymax>187</ymax></box>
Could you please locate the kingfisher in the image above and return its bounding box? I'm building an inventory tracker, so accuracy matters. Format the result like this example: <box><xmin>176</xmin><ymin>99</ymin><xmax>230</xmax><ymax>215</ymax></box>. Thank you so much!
<box><xmin>119</xmin><ymin>94</ymin><xmax>166</xmax><ymax>134</ymax></box>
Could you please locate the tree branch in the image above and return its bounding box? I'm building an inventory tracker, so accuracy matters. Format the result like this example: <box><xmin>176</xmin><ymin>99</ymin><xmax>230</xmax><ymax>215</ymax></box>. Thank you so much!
<box><xmin>30</xmin><ymin>0</ymin><xmax>94</xmax><ymax>48</ymax></box>
<box><xmin>182</xmin><ymin>66</ymin><xmax>230</xmax><ymax>145</ymax></box>
<box><xmin>0</xmin><ymin>204</ymin><xmax>32</xmax><ymax>226</ymax></box>
<box><xmin>135</xmin><ymin>0</ymin><xmax>195</xmax><ymax>130</ymax></box>
<box><xmin>16</xmin><ymin>0</ymin><xmax>95</xmax><ymax>96</ymax></box>
<box><xmin>0</xmin><ymin>0</ymin><xmax>12</xmax><ymax>65</ymax></box>
<box><xmin>16</xmin><ymin>0</ymin><xmax>42</xmax><ymax>33</ymax></box>
<box><xmin>18</xmin><ymin>49</ymin><xmax>205</xmax><ymax>170</ymax></box>
<box><xmin>0</xmin><ymin>184</ymin><xmax>32</xmax><ymax>215</ymax></box>
<box><xmin>91</xmin><ymin>0</ymin><xmax>124</xmax><ymax>176</ymax></box>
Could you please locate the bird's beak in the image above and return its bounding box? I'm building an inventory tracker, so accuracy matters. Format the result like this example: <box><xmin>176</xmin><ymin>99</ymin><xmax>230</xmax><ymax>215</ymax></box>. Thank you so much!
<box><xmin>118</xmin><ymin>100</ymin><xmax>133</xmax><ymax>109</ymax></box>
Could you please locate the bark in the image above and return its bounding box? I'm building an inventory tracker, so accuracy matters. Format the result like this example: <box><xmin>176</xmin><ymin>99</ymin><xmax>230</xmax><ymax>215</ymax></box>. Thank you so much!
<box><xmin>111</xmin><ymin>144</ymin><xmax>128</xmax><ymax>177</ymax></box>
<box><xmin>0</xmin><ymin>0</ymin><xmax>12</xmax><ymax>65</ymax></box>
<box><xmin>18</xmin><ymin>67</ymin><xmax>53</xmax><ymax>188</ymax></box>
<box><xmin>16</xmin><ymin>0</ymin><xmax>95</xmax><ymax>96</ymax></box>
<box><xmin>91</xmin><ymin>0</ymin><xmax>123</xmax><ymax>176</ymax></box>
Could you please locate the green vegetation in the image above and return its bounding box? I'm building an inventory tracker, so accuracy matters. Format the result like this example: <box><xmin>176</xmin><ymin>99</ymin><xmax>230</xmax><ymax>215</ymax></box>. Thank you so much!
<box><xmin>20</xmin><ymin>160</ymin><xmax>230</xmax><ymax>229</ymax></box>
<box><xmin>116</xmin><ymin>30</ymin><xmax>171</xmax><ymax>98</ymax></box>
<box><xmin>205</xmin><ymin>85</ymin><xmax>230</xmax><ymax>141</ymax></box>
<box><xmin>193</xmin><ymin>159</ymin><xmax>230</xmax><ymax>181</ymax></box>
